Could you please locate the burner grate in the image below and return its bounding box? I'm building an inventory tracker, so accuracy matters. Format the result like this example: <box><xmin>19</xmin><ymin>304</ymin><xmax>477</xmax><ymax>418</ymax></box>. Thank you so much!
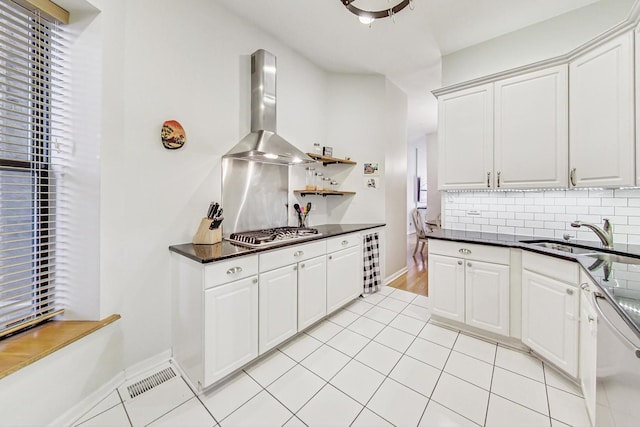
<box><xmin>228</xmin><ymin>227</ymin><xmax>320</xmax><ymax>248</ymax></box>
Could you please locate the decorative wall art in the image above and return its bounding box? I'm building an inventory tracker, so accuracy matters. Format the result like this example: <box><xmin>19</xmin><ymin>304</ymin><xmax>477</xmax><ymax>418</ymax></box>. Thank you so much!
<box><xmin>364</xmin><ymin>176</ymin><xmax>379</xmax><ymax>189</ymax></box>
<box><xmin>161</xmin><ymin>120</ymin><xmax>186</xmax><ymax>149</ymax></box>
<box><xmin>363</xmin><ymin>162</ymin><xmax>379</xmax><ymax>175</ymax></box>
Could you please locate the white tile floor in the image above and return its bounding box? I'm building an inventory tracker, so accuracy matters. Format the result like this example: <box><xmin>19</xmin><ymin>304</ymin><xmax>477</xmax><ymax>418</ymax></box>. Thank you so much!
<box><xmin>73</xmin><ymin>286</ymin><xmax>591</xmax><ymax>427</ymax></box>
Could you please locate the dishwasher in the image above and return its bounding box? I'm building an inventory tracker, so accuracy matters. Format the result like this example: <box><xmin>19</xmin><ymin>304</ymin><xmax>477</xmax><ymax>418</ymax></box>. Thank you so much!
<box><xmin>582</xmin><ymin>254</ymin><xmax>640</xmax><ymax>427</ymax></box>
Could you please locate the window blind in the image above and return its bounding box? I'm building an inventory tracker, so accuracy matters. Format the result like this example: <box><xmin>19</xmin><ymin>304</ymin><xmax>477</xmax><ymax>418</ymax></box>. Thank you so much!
<box><xmin>0</xmin><ymin>0</ymin><xmax>68</xmax><ymax>338</ymax></box>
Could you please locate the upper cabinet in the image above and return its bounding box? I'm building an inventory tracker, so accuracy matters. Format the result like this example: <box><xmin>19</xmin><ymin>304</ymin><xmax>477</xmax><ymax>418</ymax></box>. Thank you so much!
<box><xmin>438</xmin><ymin>65</ymin><xmax>569</xmax><ymax>191</ymax></box>
<box><xmin>438</xmin><ymin>83</ymin><xmax>494</xmax><ymax>190</ymax></box>
<box><xmin>494</xmin><ymin>65</ymin><xmax>568</xmax><ymax>189</ymax></box>
<box><xmin>569</xmin><ymin>32</ymin><xmax>635</xmax><ymax>188</ymax></box>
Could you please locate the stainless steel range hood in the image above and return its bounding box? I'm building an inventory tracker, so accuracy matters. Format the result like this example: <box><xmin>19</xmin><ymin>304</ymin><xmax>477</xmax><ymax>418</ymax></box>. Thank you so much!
<box><xmin>223</xmin><ymin>50</ymin><xmax>315</xmax><ymax>165</ymax></box>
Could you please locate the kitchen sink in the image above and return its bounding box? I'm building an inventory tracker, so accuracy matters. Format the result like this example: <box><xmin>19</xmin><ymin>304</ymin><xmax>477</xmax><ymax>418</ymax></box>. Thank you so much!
<box><xmin>583</xmin><ymin>252</ymin><xmax>640</xmax><ymax>265</ymax></box>
<box><xmin>521</xmin><ymin>240</ymin><xmax>601</xmax><ymax>255</ymax></box>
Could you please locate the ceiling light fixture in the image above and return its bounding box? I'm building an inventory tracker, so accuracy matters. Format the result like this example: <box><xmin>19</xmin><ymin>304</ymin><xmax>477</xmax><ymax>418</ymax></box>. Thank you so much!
<box><xmin>340</xmin><ymin>0</ymin><xmax>414</xmax><ymax>25</ymax></box>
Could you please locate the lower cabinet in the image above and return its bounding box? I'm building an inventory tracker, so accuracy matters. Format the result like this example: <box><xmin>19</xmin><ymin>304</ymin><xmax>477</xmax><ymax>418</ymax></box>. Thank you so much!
<box><xmin>327</xmin><ymin>243</ymin><xmax>362</xmax><ymax>313</ymax></box>
<box><xmin>428</xmin><ymin>241</ymin><xmax>510</xmax><ymax>336</ymax></box>
<box><xmin>259</xmin><ymin>264</ymin><xmax>298</xmax><ymax>355</ymax></box>
<box><xmin>298</xmin><ymin>255</ymin><xmax>327</xmax><ymax>330</ymax></box>
<box><xmin>521</xmin><ymin>252</ymin><xmax>579</xmax><ymax>378</ymax></box>
<box><xmin>203</xmin><ymin>276</ymin><xmax>259</xmax><ymax>386</ymax></box>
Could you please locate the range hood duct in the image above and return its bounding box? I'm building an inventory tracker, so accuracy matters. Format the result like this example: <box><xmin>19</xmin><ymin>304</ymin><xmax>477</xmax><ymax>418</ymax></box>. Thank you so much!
<box><xmin>223</xmin><ymin>50</ymin><xmax>315</xmax><ymax>165</ymax></box>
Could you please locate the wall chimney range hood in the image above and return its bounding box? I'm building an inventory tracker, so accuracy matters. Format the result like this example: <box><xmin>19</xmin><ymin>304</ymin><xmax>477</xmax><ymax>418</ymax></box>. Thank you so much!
<box><xmin>223</xmin><ymin>50</ymin><xmax>315</xmax><ymax>165</ymax></box>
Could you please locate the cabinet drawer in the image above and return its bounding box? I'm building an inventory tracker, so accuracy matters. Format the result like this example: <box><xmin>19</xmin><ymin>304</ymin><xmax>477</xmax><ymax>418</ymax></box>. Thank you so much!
<box><xmin>204</xmin><ymin>255</ymin><xmax>259</xmax><ymax>289</ymax></box>
<box><xmin>259</xmin><ymin>240</ymin><xmax>326</xmax><ymax>272</ymax></box>
<box><xmin>327</xmin><ymin>233</ymin><xmax>360</xmax><ymax>253</ymax></box>
<box><xmin>522</xmin><ymin>250</ymin><xmax>578</xmax><ymax>285</ymax></box>
<box><xmin>428</xmin><ymin>239</ymin><xmax>509</xmax><ymax>265</ymax></box>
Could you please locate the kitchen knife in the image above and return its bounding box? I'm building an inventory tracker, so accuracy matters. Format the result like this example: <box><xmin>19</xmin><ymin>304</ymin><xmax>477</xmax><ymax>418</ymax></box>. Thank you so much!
<box><xmin>209</xmin><ymin>216</ymin><xmax>224</xmax><ymax>230</ymax></box>
<box><xmin>207</xmin><ymin>202</ymin><xmax>216</xmax><ymax>219</ymax></box>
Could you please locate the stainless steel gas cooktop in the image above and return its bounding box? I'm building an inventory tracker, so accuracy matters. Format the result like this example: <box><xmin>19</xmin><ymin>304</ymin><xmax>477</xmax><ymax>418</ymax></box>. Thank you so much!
<box><xmin>226</xmin><ymin>226</ymin><xmax>321</xmax><ymax>248</ymax></box>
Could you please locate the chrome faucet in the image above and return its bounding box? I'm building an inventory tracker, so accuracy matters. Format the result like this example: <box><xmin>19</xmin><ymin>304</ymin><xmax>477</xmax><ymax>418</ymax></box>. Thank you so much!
<box><xmin>570</xmin><ymin>218</ymin><xmax>614</xmax><ymax>249</ymax></box>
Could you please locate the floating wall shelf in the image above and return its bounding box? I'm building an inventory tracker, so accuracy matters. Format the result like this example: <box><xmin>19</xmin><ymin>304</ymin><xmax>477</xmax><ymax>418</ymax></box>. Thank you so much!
<box><xmin>294</xmin><ymin>190</ymin><xmax>356</xmax><ymax>197</ymax></box>
<box><xmin>307</xmin><ymin>153</ymin><xmax>357</xmax><ymax>167</ymax></box>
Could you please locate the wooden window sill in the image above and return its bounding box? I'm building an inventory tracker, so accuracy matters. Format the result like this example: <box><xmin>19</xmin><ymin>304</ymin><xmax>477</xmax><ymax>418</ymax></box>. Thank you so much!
<box><xmin>0</xmin><ymin>314</ymin><xmax>121</xmax><ymax>380</ymax></box>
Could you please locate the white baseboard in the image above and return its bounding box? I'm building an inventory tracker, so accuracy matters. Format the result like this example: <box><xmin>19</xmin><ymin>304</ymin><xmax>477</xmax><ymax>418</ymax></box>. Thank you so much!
<box><xmin>384</xmin><ymin>266</ymin><xmax>408</xmax><ymax>285</ymax></box>
<box><xmin>50</xmin><ymin>371</ymin><xmax>125</xmax><ymax>427</ymax></box>
<box><xmin>50</xmin><ymin>349</ymin><xmax>173</xmax><ymax>426</ymax></box>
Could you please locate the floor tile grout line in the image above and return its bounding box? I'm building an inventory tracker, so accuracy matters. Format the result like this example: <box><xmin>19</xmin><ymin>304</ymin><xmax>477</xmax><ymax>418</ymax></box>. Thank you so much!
<box><xmin>482</xmin><ymin>341</ymin><xmax>499</xmax><ymax>427</ymax></box>
<box><xmin>542</xmin><ymin>362</ymin><xmax>553</xmax><ymax>426</ymax></box>
<box><xmin>116</xmin><ymin>389</ymin><xmax>135</xmax><ymax>427</ymax></box>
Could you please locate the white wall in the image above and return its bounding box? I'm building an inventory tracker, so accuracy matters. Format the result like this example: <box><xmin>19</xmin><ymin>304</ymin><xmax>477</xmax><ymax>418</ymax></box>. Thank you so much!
<box><xmin>425</xmin><ymin>132</ymin><xmax>440</xmax><ymax>223</ymax></box>
<box><xmin>442</xmin><ymin>0</ymin><xmax>635</xmax><ymax>86</ymax></box>
<box><xmin>384</xmin><ymin>80</ymin><xmax>409</xmax><ymax>278</ymax></box>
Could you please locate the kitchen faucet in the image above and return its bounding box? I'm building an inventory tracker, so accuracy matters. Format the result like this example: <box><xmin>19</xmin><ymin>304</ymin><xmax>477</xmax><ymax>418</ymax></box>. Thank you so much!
<box><xmin>570</xmin><ymin>218</ymin><xmax>614</xmax><ymax>249</ymax></box>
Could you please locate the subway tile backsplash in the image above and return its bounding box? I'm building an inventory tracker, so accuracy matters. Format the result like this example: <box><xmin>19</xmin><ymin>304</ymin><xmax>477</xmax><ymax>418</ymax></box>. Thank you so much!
<box><xmin>442</xmin><ymin>189</ymin><xmax>640</xmax><ymax>245</ymax></box>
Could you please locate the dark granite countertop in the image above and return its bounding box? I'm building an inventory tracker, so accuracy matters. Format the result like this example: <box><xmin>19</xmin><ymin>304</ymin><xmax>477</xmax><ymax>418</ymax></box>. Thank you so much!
<box><xmin>427</xmin><ymin>228</ymin><xmax>640</xmax><ymax>339</ymax></box>
<box><xmin>169</xmin><ymin>223</ymin><xmax>385</xmax><ymax>264</ymax></box>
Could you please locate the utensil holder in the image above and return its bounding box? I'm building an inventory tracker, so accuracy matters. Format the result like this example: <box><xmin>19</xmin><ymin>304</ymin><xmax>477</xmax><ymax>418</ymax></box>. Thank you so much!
<box><xmin>297</xmin><ymin>213</ymin><xmax>308</xmax><ymax>228</ymax></box>
<box><xmin>192</xmin><ymin>217</ymin><xmax>222</xmax><ymax>245</ymax></box>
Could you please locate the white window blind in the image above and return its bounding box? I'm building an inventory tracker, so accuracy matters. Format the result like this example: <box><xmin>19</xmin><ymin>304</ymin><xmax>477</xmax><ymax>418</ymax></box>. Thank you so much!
<box><xmin>0</xmin><ymin>0</ymin><xmax>68</xmax><ymax>337</ymax></box>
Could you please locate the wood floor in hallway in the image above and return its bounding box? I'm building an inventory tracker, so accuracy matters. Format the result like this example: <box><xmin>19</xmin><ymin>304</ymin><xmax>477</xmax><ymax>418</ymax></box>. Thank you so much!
<box><xmin>387</xmin><ymin>233</ymin><xmax>428</xmax><ymax>296</ymax></box>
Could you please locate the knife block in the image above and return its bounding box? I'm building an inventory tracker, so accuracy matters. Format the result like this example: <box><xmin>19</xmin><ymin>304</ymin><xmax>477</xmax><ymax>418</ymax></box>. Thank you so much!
<box><xmin>192</xmin><ymin>217</ymin><xmax>222</xmax><ymax>245</ymax></box>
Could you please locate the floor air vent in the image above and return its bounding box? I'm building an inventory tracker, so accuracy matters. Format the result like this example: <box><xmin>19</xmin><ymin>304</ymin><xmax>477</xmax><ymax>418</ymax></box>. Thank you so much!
<box><xmin>125</xmin><ymin>366</ymin><xmax>176</xmax><ymax>399</ymax></box>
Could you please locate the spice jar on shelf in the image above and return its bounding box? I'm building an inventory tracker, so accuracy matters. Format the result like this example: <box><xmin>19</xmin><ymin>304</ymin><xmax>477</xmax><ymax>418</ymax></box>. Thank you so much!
<box><xmin>322</xmin><ymin>177</ymin><xmax>332</xmax><ymax>190</ymax></box>
<box><xmin>313</xmin><ymin>143</ymin><xmax>321</xmax><ymax>155</ymax></box>
<box><xmin>314</xmin><ymin>172</ymin><xmax>323</xmax><ymax>190</ymax></box>
<box><xmin>305</xmin><ymin>167</ymin><xmax>316</xmax><ymax>190</ymax></box>
<box><xmin>330</xmin><ymin>180</ymin><xmax>339</xmax><ymax>192</ymax></box>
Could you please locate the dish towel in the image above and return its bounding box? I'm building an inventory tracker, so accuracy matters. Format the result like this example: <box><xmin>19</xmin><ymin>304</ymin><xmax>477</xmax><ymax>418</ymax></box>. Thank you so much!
<box><xmin>363</xmin><ymin>232</ymin><xmax>381</xmax><ymax>294</ymax></box>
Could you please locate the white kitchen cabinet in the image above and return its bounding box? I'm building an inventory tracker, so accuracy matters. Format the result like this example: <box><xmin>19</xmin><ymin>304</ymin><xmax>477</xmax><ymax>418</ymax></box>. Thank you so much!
<box><xmin>429</xmin><ymin>254</ymin><xmax>465</xmax><ymax>323</ymax></box>
<box><xmin>569</xmin><ymin>32</ymin><xmax>635</xmax><ymax>188</ymax></box>
<box><xmin>298</xmin><ymin>255</ymin><xmax>327</xmax><ymax>330</ymax></box>
<box><xmin>465</xmin><ymin>259</ymin><xmax>510</xmax><ymax>335</ymax></box>
<box><xmin>636</xmin><ymin>27</ymin><xmax>640</xmax><ymax>187</ymax></box>
<box><xmin>203</xmin><ymin>276</ymin><xmax>258</xmax><ymax>385</ymax></box>
<box><xmin>438</xmin><ymin>83</ymin><xmax>494</xmax><ymax>190</ymax></box>
<box><xmin>259</xmin><ymin>264</ymin><xmax>298</xmax><ymax>354</ymax></box>
<box><xmin>258</xmin><ymin>240</ymin><xmax>326</xmax><ymax>352</ymax></box>
<box><xmin>428</xmin><ymin>240</ymin><xmax>510</xmax><ymax>336</ymax></box>
<box><xmin>172</xmin><ymin>253</ymin><xmax>260</xmax><ymax>390</ymax></box>
<box><xmin>327</xmin><ymin>234</ymin><xmax>362</xmax><ymax>313</ymax></box>
<box><xmin>494</xmin><ymin>65</ymin><xmax>568</xmax><ymax>189</ymax></box>
<box><xmin>579</xmin><ymin>273</ymin><xmax>598</xmax><ymax>425</ymax></box>
<box><xmin>522</xmin><ymin>252</ymin><xmax>579</xmax><ymax>378</ymax></box>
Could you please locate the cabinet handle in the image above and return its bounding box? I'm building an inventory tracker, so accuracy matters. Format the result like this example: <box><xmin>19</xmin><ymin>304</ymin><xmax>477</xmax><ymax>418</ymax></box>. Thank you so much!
<box><xmin>252</xmin><ymin>278</ymin><xmax>258</xmax><ymax>284</ymax></box>
<box><xmin>566</xmin><ymin>288</ymin><xmax>574</xmax><ymax>295</ymax></box>
<box><xmin>487</xmin><ymin>172</ymin><xmax>491</xmax><ymax>188</ymax></box>
<box><xmin>467</xmin><ymin>262</ymin><xmax>472</xmax><ymax>267</ymax></box>
<box><xmin>294</xmin><ymin>250</ymin><xmax>304</xmax><ymax>257</ymax></box>
<box><xmin>580</xmin><ymin>283</ymin><xmax>590</xmax><ymax>292</ymax></box>
<box><xmin>457</xmin><ymin>260</ymin><xmax>463</xmax><ymax>265</ymax></box>
<box><xmin>293</xmin><ymin>265</ymin><xmax>298</xmax><ymax>271</ymax></box>
<box><xmin>570</xmin><ymin>168</ymin><xmax>576</xmax><ymax>187</ymax></box>
<box><xmin>300</xmin><ymin>263</ymin><xmax>305</xmax><ymax>268</ymax></box>
<box><xmin>588</xmin><ymin>315</ymin><xmax>595</xmax><ymax>323</ymax></box>
<box><xmin>226</xmin><ymin>266</ymin><xmax>242</xmax><ymax>275</ymax></box>
<box><xmin>497</xmin><ymin>171</ymin><xmax>501</xmax><ymax>188</ymax></box>
<box><xmin>329</xmin><ymin>255</ymin><xmax>333</xmax><ymax>260</ymax></box>
<box><xmin>342</xmin><ymin>240</ymin><xmax>349</xmax><ymax>246</ymax></box>
<box><xmin>458</xmin><ymin>248</ymin><xmax>471</xmax><ymax>255</ymax></box>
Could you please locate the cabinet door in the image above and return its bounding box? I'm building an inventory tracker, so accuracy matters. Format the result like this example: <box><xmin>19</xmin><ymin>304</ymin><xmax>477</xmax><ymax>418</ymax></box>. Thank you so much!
<box><xmin>428</xmin><ymin>254</ymin><xmax>465</xmax><ymax>323</ymax></box>
<box><xmin>580</xmin><ymin>289</ymin><xmax>597</xmax><ymax>425</ymax></box>
<box><xmin>259</xmin><ymin>265</ymin><xmax>298</xmax><ymax>354</ymax></box>
<box><xmin>203</xmin><ymin>276</ymin><xmax>258</xmax><ymax>386</ymax></box>
<box><xmin>438</xmin><ymin>83</ymin><xmax>494</xmax><ymax>190</ymax></box>
<box><xmin>326</xmin><ymin>245</ymin><xmax>362</xmax><ymax>314</ymax></box>
<box><xmin>298</xmin><ymin>255</ymin><xmax>327</xmax><ymax>331</ymax></box>
<box><xmin>465</xmin><ymin>260</ymin><xmax>510</xmax><ymax>336</ymax></box>
<box><xmin>569</xmin><ymin>32</ymin><xmax>634</xmax><ymax>188</ymax></box>
<box><xmin>494</xmin><ymin>65</ymin><xmax>568</xmax><ymax>189</ymax></box>
<box><xmin>522</xmin><ymin>269</ymin><xmax>579</xmax><ymax>377</ymax></box>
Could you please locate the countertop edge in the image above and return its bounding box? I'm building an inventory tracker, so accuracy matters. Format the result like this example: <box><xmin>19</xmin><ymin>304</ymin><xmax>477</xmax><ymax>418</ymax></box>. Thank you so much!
<box><xmin>426</xmin><ymin>230</ymin><xmax>640</xmax><ymax>340</ymax></box>
<box><xmin>169</xmin><ymin>223</ymin><xmax>386</xmax><ymax>264</ymax></box>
